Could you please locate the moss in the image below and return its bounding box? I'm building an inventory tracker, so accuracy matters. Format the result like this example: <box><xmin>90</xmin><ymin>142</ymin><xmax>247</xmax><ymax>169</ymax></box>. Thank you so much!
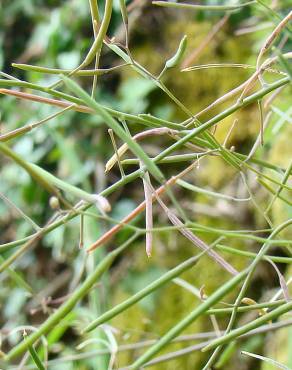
<box><xmin>266</xmin><ymin>124</ymin><xmax>292</xmax><ymax>239</ymax></box>
<box><xmin>109</xmin><ymin>14</ymin><xmax>287</xmax><ymax>369</ymax></box>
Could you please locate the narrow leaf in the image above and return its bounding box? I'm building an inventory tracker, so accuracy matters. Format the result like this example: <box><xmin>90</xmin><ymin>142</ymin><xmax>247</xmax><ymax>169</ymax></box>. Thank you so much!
<box><xmin>62</xmin><ymin>75</ymin><xmax>165</xmax><ymax>183</ymax></box>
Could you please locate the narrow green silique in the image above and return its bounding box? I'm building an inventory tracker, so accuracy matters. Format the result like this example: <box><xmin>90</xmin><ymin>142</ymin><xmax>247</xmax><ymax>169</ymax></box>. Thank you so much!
<box><xmin>47</xmin><ymin>0</ymin><xmax>113</xmax><ymax>90</ymax></box>
<box><xmin>201</xmin><ymin>218</ymin><xmax>292</xmax><ymax>369</ymax></box>
<box><xmin>129</xmin><ymin>218</ymin><xmax>292</xmax><ymax>368</ymax></box>
<box><xmin>129</xmin><ymin>269</ymin><xmax>247</xmax><ymax>369</ymax></box>
<box><xmin>0</xmin><ymin>142</ymin><xmax>100</xmax><ymax>204</ymax></box>
<box><xmin>83</xmin><ymin>254</ymin><xmax>203</xmax><ymax>333</ymax></box>
<box><xmin>0</xmin><ymin>143</ymin><xmax>58</xmax><ymax>196</ymax></box>
<box><xmin>89</xmin><ymin>0</ymin><xmax>100</xmax><ymax>24</ymax></box>
<box><xmin>79</xmin><ymin>0</ymin><xmax>113</xmax><ymax>68</ymax></box>
<box><xmin>3</xmin><ymin>234</ymin><xmax>137</xmax><ymax>362</ymax></box>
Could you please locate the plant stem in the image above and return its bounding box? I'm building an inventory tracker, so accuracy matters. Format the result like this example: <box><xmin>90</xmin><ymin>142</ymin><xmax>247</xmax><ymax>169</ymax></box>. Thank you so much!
<box><xmin>3</xmin><ymin>234</ymin><xmax>137</xmax><ymax>362</ymax></box>
<box><xmin>202</xmin><ymin>300</ymin><xmax>292</xmax><ymax>352</ymax></box>
<box><xmin>129</xmin><ymin>269</ymin><xmax>247</xmax><ymax>369</ymax></box>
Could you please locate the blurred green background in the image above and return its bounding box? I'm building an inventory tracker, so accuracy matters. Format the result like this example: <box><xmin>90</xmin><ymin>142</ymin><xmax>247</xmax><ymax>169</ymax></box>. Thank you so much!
<box><xmin>0</xmin><ymin>1</ymin><xmax>291</xmax><ymax>369</ymax></box>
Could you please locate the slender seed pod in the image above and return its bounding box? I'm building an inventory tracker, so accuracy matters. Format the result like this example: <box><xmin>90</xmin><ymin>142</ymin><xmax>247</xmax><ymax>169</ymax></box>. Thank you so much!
<box><xmin>165</xmin><ymin>35</ymin><xmax>187</xmax><ymax>69</ymax></box>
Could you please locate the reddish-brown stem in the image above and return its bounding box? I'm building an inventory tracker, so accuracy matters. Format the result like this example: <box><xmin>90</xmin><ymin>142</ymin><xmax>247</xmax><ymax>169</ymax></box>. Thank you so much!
<box><xmin>86</xmin><ymin>162</ymin><xmax>197</xmax><ymax>252</ymax></box>
<box><xmin>0</xmin><ymin>88</ymin><xmax>92</xmax><ymax>114</ymax></box>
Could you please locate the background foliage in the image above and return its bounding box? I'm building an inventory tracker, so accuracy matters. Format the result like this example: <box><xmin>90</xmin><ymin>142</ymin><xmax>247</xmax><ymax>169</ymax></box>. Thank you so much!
<box><xmin>0</xmin><ymin>1</ymin><xmax>291</xmax><ymax>369</ymax></box>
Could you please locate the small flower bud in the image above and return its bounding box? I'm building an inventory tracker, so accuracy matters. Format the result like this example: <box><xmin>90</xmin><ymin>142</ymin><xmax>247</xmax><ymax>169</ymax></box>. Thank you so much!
<box><xmin>92</xmin><ymin>194</ymin><xmax>111</xmax><ymax>213</ymax></box>
<box><xmin>49</xmin><ymin>196</ymin><xmax>60</xmax><ymax>210</ymax></box>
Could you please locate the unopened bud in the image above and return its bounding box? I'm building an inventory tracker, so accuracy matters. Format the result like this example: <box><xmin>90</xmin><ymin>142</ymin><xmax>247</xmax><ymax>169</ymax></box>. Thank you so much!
<box><xmin>49</xmin><ymin>196</ymin><xmax>60</xmax><ymax>210</ymax></box>
<box><xmin>92</xmin><ymin>194</ymin><xmax>111</xmax><ymax>213</ymax></box>
<box><xmin>242</xmin><ymin>297</ymin><xmax>256</xmax><ymax>305</ymax></box>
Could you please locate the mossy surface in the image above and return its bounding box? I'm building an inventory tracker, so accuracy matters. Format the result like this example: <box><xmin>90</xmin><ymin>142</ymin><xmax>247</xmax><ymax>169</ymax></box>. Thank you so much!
<box><xmin>102</xmin><ymin>13</ymin><xmax>292</xmax><ymax>369</ymax></box>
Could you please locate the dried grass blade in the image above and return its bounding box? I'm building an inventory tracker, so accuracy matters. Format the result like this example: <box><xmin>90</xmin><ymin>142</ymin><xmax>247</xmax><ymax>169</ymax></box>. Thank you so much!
<box><xmin>267</xmin><ymin>259</ymin><xmax>291</xmax><ymax>302</ymax></box>
<box><xmin>149</xmin><ymin>183</ymin><xmax>238</xmax><ymax>275</ymax></box>
<box><xmin>241</xmin><ymin>351</ymin><xmax>291</xmax><ymax>370</ymax></box>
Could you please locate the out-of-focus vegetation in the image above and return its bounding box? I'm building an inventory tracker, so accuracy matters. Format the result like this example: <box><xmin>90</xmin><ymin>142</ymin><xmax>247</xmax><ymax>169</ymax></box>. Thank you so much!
<box><xmin>0</xmin><ymin>0</ymin><xmax>291</xmax><ymax>369</ymax></box>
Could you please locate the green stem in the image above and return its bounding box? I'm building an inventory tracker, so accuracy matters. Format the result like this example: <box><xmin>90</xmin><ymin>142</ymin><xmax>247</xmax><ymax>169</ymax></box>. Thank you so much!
<box><xmin>207</xmin><ymin>299</ymin><xmax>285</xmax><ymax>315</ymax></box>
<box><xmin>0</xmin><ymin>79</ymin><xmax>161</xmax><ymax>128</ymax></box>
<box><xmin>202</xmin><ymin>300</ymin><xmax>292</xmax><ymax>351</ymax></box>
<box><xmin>154</xmin><ymin>77</ymin><xmax>290</xmax><ymax>162</ymax></box>
<box><xmin>62</xmin><ymin>75</ymin><xmax>165</xmax><ymax>183</ymax></box>
<box><xmin>84</xmin><ymin>254</ymin><xmax>203</xmax><ymax>333</ymax></box>
<box><xmin>257</xmin><ymin>177</ymin><xmax>292</xmax><ymax>206</ymax></box>
<box><xmin>0</xmin><ymin>143</ymin><xmax>100</xmax><ymax>204</ymax></box>
<box><xmin>3</xmin><ymin>234</ymin><xmax>137</xmax><ymax>362</ymax></box>
<box><xmin>130</xmin><ymin>220</ymin><xmax>292</xmax><ymax>368</ymax></box>
<box><xmin>216</xmin><ymin>244</ymin><xmax>292</xmax><ymax>264</ymax></box>
<box><xmin>12</xmin><ymin>63</ymin><xmax>126</xmax><ymax>76</ymax></box>
<box><xmin>129</xmin><ymin>270</ymin><xmax>247</xmax><ymax>369</ymax></box>
<box><xmin>152</xmin><ymin>1</ymin><xmax>256</xmax><ymax>11</ymax></box>
<box><xmin>0</xmin><ymin>256</ymin><xmax>33</xmax><ymax>293</ymax></box>
<box><xmin>79</xmin><ymin>0</ymin><xmax>113</xmax><ymax>69</ymax></box>
<box><xmin>265</xmin><ymin>161</ymin><xmax>292</xmax><ymax>212</ymax></box>
<box><xmin>202</xmin><ymin>218</ymin><xmax>292</xmax><ymax>368</ymax></box>
<box><xmin>23</xmin><ymin>332</ymin><xmax>45</xmax><ymax>370</ymax></box>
